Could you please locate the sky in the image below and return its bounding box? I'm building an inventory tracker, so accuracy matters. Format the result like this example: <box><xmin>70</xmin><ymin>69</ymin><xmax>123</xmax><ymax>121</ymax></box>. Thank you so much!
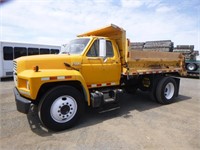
<box><xmin>0</xmin><ymin>0</ymin><xmax>200</xmax><ymax>53</ymax></box>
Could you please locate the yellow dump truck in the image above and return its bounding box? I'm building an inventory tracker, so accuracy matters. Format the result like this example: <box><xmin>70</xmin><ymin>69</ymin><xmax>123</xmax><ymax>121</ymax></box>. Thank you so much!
<box><xmin>13</xmin><ymin>24</ymin><xmax>186</xmax><ymax>131</ymax></box>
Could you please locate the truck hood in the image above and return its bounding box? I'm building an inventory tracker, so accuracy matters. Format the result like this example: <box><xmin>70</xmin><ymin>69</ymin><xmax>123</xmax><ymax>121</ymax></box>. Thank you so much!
<box><xmin>14</xmin><ymin>54</ymin><xmax>82</xmax><ymax>73</ymax></box>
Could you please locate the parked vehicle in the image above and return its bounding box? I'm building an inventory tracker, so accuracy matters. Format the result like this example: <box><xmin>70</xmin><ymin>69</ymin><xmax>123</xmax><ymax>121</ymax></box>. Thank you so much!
<box><xmin>173</xmin><ymin>45</ymin><xmax>199</xmax><ymax>77</ymax></box>
<box><xmin>13</xmin><ymin>24</ymin><xmax>186</xmax><ymax>131</ymax></box>
<box><xmin>0</xmin><ymin>41</ymin><xmax>60</xmax><ymax>80</ymax></box>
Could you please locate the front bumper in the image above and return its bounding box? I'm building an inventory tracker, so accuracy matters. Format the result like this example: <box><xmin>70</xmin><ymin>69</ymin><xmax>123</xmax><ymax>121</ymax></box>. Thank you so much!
<box><xmin>13</xmin><ymin>87</ymin><xmax>31</xmax><ymax>114</ymax></box>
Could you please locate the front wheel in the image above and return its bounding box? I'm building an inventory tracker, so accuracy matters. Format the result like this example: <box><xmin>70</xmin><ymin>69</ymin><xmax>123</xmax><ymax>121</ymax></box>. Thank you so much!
<box><xmin>156</xmin><ymin>77</ymin><xmax>177</xmax><ymax>104</ymax></box>
<box><xmin>38</xmin><ymin>85</ymin><xmax>84</xmax><ymax>131</ymax></box>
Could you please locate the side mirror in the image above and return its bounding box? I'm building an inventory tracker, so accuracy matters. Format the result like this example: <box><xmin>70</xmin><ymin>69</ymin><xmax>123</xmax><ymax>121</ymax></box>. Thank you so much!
<box><xmin>99</xmin><ymin>39</ymin><xmax>106</xmax><ymax>57</ymax></box>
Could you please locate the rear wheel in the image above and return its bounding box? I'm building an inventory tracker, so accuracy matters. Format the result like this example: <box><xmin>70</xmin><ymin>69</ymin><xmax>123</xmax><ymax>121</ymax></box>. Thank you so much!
<box><xmin>156</xmin><ymin>77</ymin><xmax>177</xmax><ymax>104</ymax></box>
<box><xmin>149</xmin><ymin>76</ymin><xmax>162</xmax><ymax>102</ymax></box>
<box><xmin>38</xmin><ymin>85</ymin><xmax>84</xmax><ymax>131</ymax></box>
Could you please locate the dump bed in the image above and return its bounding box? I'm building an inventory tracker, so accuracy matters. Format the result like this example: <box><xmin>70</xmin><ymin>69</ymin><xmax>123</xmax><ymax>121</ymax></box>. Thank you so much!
<box><xmin>124</xmin><ymin>50</ymin><xmax>186</xmax><ymax>76</ymax></box>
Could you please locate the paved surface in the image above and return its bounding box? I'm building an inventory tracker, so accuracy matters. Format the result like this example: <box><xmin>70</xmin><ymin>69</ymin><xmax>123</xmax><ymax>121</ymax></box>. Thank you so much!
<box><xmin>0</xmin><ymin>78</ymin><xmax>200</xmax><ymax>150</ymax></box>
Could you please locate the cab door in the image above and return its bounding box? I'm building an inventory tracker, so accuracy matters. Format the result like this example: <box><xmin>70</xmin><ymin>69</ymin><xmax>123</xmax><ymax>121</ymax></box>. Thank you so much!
<box><xmin>81</xmin><ymin>38</ymin><xmax>121</xmax><ymax>86</ymax></box>
<box><xmin>101</xmin><ymin>40</ymin><xmax>121</xmax><ymax>84</ymax></box>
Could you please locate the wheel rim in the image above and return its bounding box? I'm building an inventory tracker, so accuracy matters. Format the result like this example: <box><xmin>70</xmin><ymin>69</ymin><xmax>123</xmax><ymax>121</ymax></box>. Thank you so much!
<box><xmin>50</xmin><ymin>95</ymin><xmax>77</xmax><ymax>123</ymax></box>
<box><xmin>164</xmin><ymin>83</ymin><xmax>175</xmax><ymax>100</ymax></box>
<box><xmin>188</xmin><ymin>64</ymin><xmax>195</xmax><ymax>71</ymax></box>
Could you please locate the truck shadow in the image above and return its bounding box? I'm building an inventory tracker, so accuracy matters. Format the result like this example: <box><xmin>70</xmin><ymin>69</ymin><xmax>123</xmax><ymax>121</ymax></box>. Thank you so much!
<box><xmin>26</xmin><ymin>106</ymin><xmax>53</xmax><ymax>136</ymax></box>
<box><xmin>26</xmin><ymin>90</ymin><xmax>191</xmax><ymax>136</ymax></box>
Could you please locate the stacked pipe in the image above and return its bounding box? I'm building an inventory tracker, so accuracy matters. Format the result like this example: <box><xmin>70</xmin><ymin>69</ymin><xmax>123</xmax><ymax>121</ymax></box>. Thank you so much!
<box><xmin>129</xmin><ymin>40</ymin><xmax>198</xmax><ymax>61</ymax></box>
<box><xmin>129</xmin><ymin>42</ymin><xmax>144</xmax><ymax>51</ymax></box>
<box><xmin>173</xmin><ymin>45</ymin><xmax>196</xmax><ymax>60</ymax></box>
<box><xmin>143</xmin><ymin>40</ymin><xmax>173</xmax><ymax>52</ymax></box>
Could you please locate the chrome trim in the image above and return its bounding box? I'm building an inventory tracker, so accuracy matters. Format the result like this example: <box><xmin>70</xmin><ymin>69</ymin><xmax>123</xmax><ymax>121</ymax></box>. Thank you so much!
<box><xmin>13</xmin><ymin>61</ymin><xmax>17</xmax><ymax>73</ymax></box>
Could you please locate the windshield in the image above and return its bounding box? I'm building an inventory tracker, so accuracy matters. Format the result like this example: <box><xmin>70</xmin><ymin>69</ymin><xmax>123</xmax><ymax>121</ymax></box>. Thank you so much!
<box><xmin>61</xmin><ymin>38</ymin><xmax>90</xmax><ymax>54</ymax></box>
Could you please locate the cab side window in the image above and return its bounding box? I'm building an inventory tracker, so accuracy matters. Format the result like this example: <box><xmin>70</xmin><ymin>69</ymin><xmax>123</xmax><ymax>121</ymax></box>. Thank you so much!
<box><xmin>87</xmin><ymin>40</ymin><xmax>99</xmax><ymax>57</ymax></box>
<box><xmin>106</xmin><ymin>41</ymin><xmax>114</xmax><ymax>57</ymax></box>
<box><xmin>86</xmin><ymin>39</ymin><xmax>114</xmax><ymax>57</ymax></box>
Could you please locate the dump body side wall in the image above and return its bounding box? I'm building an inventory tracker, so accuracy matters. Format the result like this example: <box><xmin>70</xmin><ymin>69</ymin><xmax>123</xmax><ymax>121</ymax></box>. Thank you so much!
<box><xmin>125</xmin><ymin>50</ymin><xmax>186</xmax><ymax>76</ymax></box>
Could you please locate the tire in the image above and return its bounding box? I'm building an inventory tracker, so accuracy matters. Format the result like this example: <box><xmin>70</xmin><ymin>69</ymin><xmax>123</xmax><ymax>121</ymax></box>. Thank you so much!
<box><xmin>186</xmin><ymin>63</ymin><xmax>197</xmax><ymax>71</ymax></box>
<box><xmin>38</xmin><ymin>85</ymin><xmax>84</xmax><ymax>131</ymax></box>
<box><xmin>156</xmin><ymin>77</ymin><xmax>177</xmax><ymax>104</ymax></box>
<box><xmin>149</xmin><ymin>76</ymin><xmax>162</xmax><ymax>102</ymax></box>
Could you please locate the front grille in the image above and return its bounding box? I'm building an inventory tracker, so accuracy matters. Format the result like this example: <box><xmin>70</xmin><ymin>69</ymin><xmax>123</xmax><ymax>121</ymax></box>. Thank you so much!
<box><xmin>13</xmin><ymin>61</ymin><xmax>17</xmax><ymax>74</ymax></box>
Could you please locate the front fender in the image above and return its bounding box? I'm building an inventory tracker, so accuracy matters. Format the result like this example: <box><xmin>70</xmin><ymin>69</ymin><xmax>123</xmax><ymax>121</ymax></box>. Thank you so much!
<box><xmin>17</xmin><ymin>69</ymin><xmax>90</xmax><ymax>105</ymax></box>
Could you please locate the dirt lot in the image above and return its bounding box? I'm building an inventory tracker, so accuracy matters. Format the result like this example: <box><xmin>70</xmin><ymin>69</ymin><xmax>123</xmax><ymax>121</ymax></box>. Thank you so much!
<box><xmin>0</xmin><ymin>77</ymin><xmax>200</xmax><ymax>150</ymax></box>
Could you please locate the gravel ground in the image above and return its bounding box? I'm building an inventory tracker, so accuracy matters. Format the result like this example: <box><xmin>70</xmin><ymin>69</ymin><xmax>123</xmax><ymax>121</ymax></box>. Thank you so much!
<box><xmin>0</xmin><ymin>77</ymin><xmax>200</xmax><ymax>150</ymax></box>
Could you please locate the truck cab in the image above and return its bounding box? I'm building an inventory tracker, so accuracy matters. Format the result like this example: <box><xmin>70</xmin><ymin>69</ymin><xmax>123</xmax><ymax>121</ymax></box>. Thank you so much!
<box><xmin>61</xmin><ymin>36</ymin><xmax>121</xmax><ymax>87</ymax></box>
